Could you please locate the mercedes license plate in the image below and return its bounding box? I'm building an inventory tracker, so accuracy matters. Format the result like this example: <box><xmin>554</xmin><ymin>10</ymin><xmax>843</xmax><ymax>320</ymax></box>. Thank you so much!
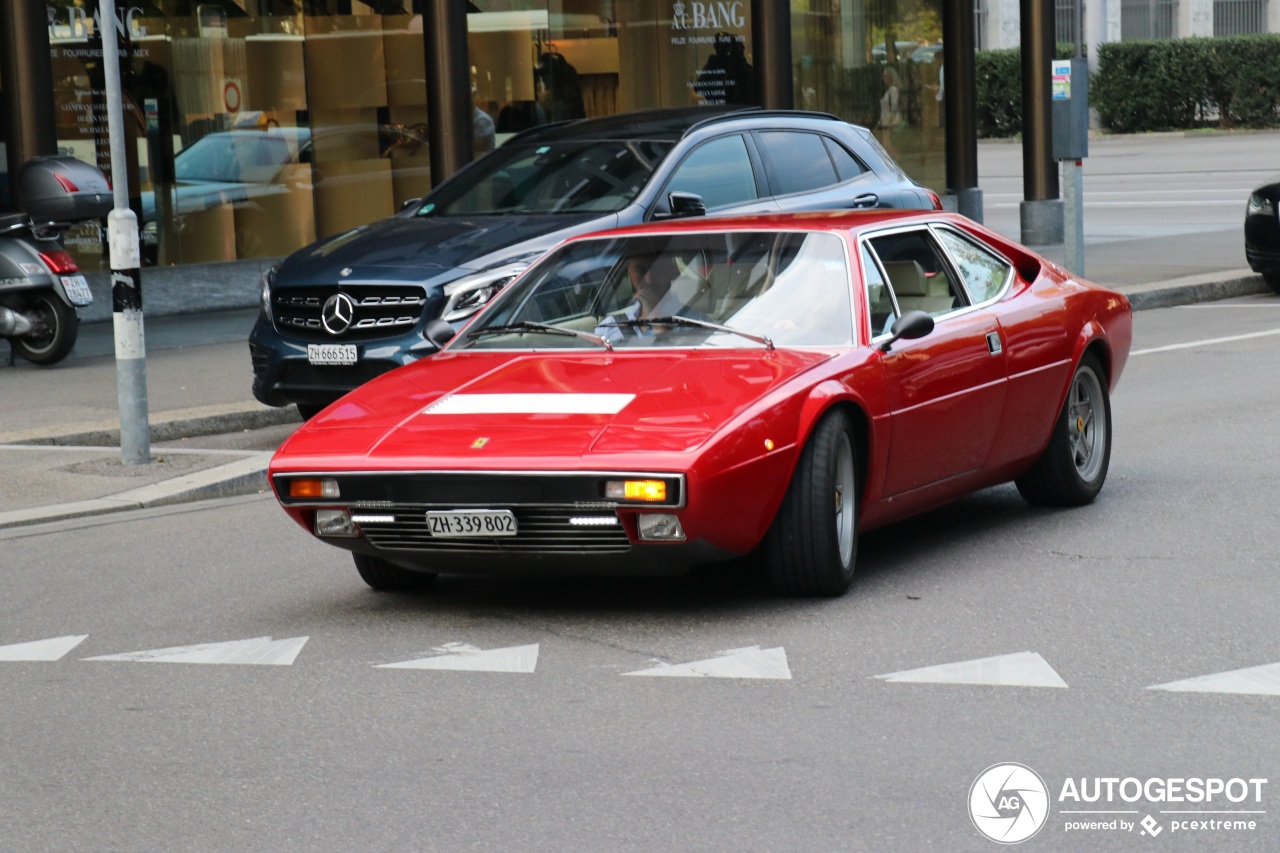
<box><xmin>60</xmin><ymin>275</ymin><xmax>93</xmax><ymax>307</ymax></box>
<box><xmin>307</xmin><ymin>343</ymin><xmax>357</xmax><ymax>365</ymax></box>
<box><xmin>425</xmin><ymin>509</ymin><xmax>518</xmax><ymax>537</ymax></box>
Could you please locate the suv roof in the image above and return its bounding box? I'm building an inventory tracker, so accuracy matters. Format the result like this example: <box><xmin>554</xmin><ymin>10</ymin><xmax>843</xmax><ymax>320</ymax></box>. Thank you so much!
<box><xmin>504</xmin><ymin>106</ymin><xmax>847</xmax><ymax>145</ymax></box>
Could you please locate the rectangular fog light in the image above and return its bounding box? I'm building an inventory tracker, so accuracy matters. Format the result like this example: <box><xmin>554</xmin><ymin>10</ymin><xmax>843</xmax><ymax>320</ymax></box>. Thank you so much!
<box><xmin>637</xmin><ymin>513</ymin><xmax>685</xmax><ymax>541</ymax></box>
<box><xmin>314</xmin><ymin>508</ymin><xmax>358</xmax><ymax>538</ymax></box>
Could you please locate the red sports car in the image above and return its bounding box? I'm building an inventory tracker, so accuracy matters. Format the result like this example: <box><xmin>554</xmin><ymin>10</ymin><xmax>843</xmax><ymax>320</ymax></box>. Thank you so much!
<box><xmin>269</xmin><ymin>210</ymin><xmax>1132</xmax><ymax>596</ymax></box>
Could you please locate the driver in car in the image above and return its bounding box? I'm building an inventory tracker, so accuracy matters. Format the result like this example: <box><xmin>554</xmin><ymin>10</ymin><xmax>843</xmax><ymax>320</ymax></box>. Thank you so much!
<box><xmin>594</xmin><ymin>252</ymin><xmax>707</xmax><ymax>343</ymax></box>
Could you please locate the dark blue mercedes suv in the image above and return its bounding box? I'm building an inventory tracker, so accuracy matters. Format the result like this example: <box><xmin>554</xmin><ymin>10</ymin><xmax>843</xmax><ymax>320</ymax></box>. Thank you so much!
<box><xmin>249</xmin><ymin>106</ymin><xmax>941</xmax><ymax>418</ymax></box>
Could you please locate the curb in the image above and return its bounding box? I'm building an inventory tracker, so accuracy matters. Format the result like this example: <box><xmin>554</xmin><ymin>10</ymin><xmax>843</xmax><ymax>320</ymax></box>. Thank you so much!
<box><xmin>0</xmin><ymin>402</ymin><xmax>301</xmax><ymax>447</ymax></box>
<box><xmin>0</xmin><ymin>452</ymin><xmax>273</xmax><ymax>529</ymax></box>
<box><xmin>1122</xmin><ymin>270</ymin><xmax>1269</xmax><ymax>310</ymax></box>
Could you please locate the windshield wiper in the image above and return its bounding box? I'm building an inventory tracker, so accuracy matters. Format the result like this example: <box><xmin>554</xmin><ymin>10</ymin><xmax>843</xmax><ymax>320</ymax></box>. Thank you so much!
<box><xmin>465</xmin><ymin>320</ymin><xmax>613</xmax><ymax>350</ymax></box>
<box><xmin>614</xmin><ymin>315</ymin><xmax>774</xmax><ymax>350</ymax></box>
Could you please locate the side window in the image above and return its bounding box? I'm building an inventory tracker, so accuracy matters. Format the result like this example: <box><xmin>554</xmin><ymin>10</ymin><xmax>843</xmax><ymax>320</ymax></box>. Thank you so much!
<box><xmin>862</xmin><ymin>245</ymin><xmax>897</xmax><ymax>337</ymax></box>
<box><xmin>935</xmin><ymin>228</ymin><xmax>1013</xmax><ymax>304</ymax></box>
<box><xmin>666</xmin><ymin>135</ymin><xmax>758</xmax><ymax>210</ymax></box>
<box><xmin>824</xmin><ymin>138</ymin><xmax>868</xmax><ymax>182</ymax></box>
<box><xmin>756</xmin><ymin>131</ymin><xmax>838</xmax><ymax>195</ymax></box>
<box><xmin>865</xmin><ymin>229</ymin><xmax>965</xmax><ymax>318</ymax></box>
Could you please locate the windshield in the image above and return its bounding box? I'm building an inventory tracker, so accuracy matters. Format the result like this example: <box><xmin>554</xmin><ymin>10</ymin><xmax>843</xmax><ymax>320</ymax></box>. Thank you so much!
<box><xmin>174</xmin><ymin>132</ymin><xmax>299</xmax><ymax>184</ymax></box>
<box><xmin>420</xmin><ymin>139</ymin><xmax>674</xmax><ymax>216</ymax></box>
<box><xmin>457</xmin><ymin>229</ymin><xmax>854</xmax><ymax>351</ymax></box>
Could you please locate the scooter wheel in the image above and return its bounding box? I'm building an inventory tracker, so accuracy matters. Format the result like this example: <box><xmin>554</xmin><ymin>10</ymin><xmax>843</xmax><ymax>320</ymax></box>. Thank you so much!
<box><xmin>12</xmin><ymin>290</ymin><xmax>78</xmax><ymax>365</ymax></box>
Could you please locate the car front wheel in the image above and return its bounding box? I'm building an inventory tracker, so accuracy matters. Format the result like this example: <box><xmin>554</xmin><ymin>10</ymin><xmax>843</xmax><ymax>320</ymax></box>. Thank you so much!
<box><xmin>1016</xmin><ymin>354</ymin><xmax>1111</xmax><ymax>506</ymax></box>
<box><xmin>353</xmin><ymin>553</ymin><xmax>438</xmax><ymax>592</ymax></box>
<box><xmin>1264</xmin><ymin>270</ymin><xmax>1280</xmax><ymax>295</ymax></box>
<box><xmin>764</xmin><ymin>409</ymin><xmax>859</xmax><ymax>596</ymax></box>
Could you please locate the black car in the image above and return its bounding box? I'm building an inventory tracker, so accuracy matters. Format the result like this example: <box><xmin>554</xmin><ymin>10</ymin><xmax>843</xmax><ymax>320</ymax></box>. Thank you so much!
<box><xmin>1246</xmin><ymin>179</ymin><xmax>1280</xmax><ymax>294</ymax></box>
<box><xmin>249</xmin><ymin>106</ymin><xmax>942</xmax><ymax>418</ymax></box>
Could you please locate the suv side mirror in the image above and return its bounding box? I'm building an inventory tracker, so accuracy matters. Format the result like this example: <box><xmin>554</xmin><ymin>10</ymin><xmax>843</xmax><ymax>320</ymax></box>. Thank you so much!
<box><xmin>876</xmin><ymin>310</ymin><xmax>934</xmax><ymax>352</ymax></box>
<box><xmin>668</xmin><ymin>191</ymin><xmax>707</xmax><ymax>218</ymax></box>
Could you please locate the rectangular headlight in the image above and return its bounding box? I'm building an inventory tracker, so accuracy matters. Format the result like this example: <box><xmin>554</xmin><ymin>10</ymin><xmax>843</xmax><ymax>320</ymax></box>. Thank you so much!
<box><xmin>290</xmin><ymin>477</ymin><xmax>340</xmax><ymax>499</ymax></box>
<box><xmin>605</xmin><ymin>479</ymin><xmax>667</xmax><ymax>502</ymax></box>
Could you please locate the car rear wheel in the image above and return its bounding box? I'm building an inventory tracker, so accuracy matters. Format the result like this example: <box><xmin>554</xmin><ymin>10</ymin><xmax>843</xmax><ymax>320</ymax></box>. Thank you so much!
<box><xmin>1016</xmin><ymin>354</ymin><xmax>1111</xmax><ymax>506</ymax></box>
<box><xmin>353</xmin><ymin>553</ymin><xmax>438</xmax><ymax>592</ymax></box>
<box><xmin>1264</xmin><ymin>271</ymin><xmax>1280</xmax><ymax>295</ymax></box>
<box><xmin>764</xmin><ymin>409</ymin><xmax>858</xmax><ymax>596</ymax></box>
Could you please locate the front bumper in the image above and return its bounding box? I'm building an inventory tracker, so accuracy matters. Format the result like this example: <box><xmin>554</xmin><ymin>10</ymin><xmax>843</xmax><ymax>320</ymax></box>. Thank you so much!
<box><xmin>248</xmin><ymin>314</ymin><xmax>439</xmax><ymax>409</ymax></box>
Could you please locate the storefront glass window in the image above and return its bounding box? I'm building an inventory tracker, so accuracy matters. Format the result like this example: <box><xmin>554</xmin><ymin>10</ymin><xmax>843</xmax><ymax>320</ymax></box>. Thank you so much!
<box><xmin>46</xmin><ymin>0</ymin><xmax>433</xmax><ymax>271</ymax></box>
<box><xmin>792</xmin><ymin>0</ymin><xmax>944</xmax><ymax>193</ymax></box>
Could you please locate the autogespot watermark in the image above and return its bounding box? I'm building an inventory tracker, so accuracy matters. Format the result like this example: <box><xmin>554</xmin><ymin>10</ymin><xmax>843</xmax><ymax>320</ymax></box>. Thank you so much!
<box><xmin>969</xmin><ymin>765</ymin><xmax>1268</xmax><ymax>844</ymax></box>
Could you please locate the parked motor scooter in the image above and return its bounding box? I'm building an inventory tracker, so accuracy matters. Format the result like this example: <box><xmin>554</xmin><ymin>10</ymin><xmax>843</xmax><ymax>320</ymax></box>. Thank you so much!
<box><xmin>0</xmin><ymin>155</ymin><xmax>112</xmax><ymax>366</ymax></box>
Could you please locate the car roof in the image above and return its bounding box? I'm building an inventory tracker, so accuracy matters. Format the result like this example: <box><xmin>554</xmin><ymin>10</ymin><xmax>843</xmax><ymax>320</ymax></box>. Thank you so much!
<box><xmin>503</xmin><ymin>106</ymin><xmax>848</xmax><ymax>145</ymax></box>
<box><xmin>566</xmin><ymin>209</ymin><xmax>945</xmax><ymax>239</ymax></box>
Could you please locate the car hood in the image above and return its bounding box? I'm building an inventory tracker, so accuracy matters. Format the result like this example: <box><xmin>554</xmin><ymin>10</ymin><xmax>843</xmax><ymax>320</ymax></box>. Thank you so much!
<box><xmin>277</xmin><ymin>211</ymin><xmax>619</xmax><ymax>285</ymax></box>
<box><xmin>272</xmin><ymin>348</ymin><xmax>834</xmax><ymax>469</ymax></box>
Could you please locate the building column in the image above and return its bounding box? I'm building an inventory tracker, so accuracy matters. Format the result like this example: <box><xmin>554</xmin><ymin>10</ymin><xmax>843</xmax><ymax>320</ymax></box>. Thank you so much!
<box><xmin>423</xmin><ymin>0</ymin><xmax>472</xmax><ymax>187</ymax></box>
<box><xmin>943</xmin><ymin>0</ymin><xmax>982</xmax><ymax>221</ymax></box>
<box><xmin>0</xmin><ymin>0</ymin><xmax>57</xmax><ymax>207</ymax></box>
<box><xmin>1020</xmin><ymin>0</ymin><xmax>1062</xmax><ymax>244</ymax></box>
<box><xmin>1179</xmin><ymin>0</ymin><xmax>1214</xmax><ymax>36</ymax></box>
<box><xmin>752</xmin><ymin>0</ymin><xmax>793</xmax><ymax>108</ymax></box>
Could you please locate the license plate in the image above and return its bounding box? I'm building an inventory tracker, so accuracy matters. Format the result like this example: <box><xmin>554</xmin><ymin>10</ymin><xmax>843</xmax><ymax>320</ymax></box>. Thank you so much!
<box><xmin>61</xmin><ymin>275</ymin><xmax>93</xmax><ymax>307</ymax></box>
<box><xmin>425</xmin><ymin>509</ymin><xmax>517</xmax><ymax>537</ymax></box>
<box><xmin>307</xmin><ymin>343</ymin><xmax>357</xmax><ymax>365</ymax></box>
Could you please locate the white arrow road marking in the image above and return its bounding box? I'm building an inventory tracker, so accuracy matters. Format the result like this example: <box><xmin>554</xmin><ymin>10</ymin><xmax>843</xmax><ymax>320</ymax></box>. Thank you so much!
<box><xmin>1148</xmin><ymin>661</ymin><xmax>1280</xmax><ymax>696</ymax></box>
<box><xmin>376</xmin><ymin>642</ymin><xmax>539</xmax><ymax>673</ymax></box>
<box><xmin>83</xmin><ymin>636</ymin><xmax>308</xmax><ymax>666</ymax></box>
<box><xmin>874</xmin><ymin>651</ymin><xmax>1068</xmax><ymax>688</ymax></box>
<box><xmin>623</xmin><ymin>645</ymin><xmax>792</xmax><ymax>679</ymax></box>
<box><xmin>0</xmin><ymin>634</ymin><xmax>88</xmax><ymax>661</ymax></box>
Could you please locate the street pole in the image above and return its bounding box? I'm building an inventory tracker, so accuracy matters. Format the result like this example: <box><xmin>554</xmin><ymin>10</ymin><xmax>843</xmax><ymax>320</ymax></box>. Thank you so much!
<box><xmin>99</xmin><ymin>0</ymin><xmax>151</xmax><ymax>465</ymax></box>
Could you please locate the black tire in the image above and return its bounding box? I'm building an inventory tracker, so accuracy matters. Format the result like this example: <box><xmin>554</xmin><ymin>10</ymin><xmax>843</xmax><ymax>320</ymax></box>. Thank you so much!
<box><xmin>764</xmin><ymin>409</ymin><xmax>859</xmax><ymax>596</ymax></box>
<box><xmin>12</xmin><ymin>290</ymin><xmax>77</xmax><ymax>365</ymax></box>
<box><xmin>1016</xmin><ymin>354</ymin><xmax>1111</xmax><ymax>507</ymax></box>
<box><xmin>353</xmin><ymin>553</ymin><xmax>438</xmax><ymax>592</ymax></box>
<box><xmin>295</xmin><ymin>403</ymin><xmax>327</xmax><ymax>420</ymax></box>
<box><xmin>1264</xmin><ymin>271</ymin><xmax>1280</xmax><ymax>296</ymax></box>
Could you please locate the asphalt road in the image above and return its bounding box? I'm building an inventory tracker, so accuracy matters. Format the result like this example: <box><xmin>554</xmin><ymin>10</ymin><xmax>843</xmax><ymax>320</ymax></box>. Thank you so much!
<box><xmin>3</xmin><ymin>293</ymin><xmax>1278</xmax><ymax>852</ymax></box>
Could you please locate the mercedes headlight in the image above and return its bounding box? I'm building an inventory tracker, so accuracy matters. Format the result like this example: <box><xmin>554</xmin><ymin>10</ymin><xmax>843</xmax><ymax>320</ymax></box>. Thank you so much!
<box><xmin>440</xmin><ymin>262</ymin><xmax>529</xmax><ymax>324</ymax></box>
<box><xmin>259</xmin><ymin>265</ymin><xmax>277</xmax><ymax>322</ymax></box>
<box><xmin>1247</xmin><ymin>192</ymin><xmax>1275</xmax><ymax>218</ymax></box>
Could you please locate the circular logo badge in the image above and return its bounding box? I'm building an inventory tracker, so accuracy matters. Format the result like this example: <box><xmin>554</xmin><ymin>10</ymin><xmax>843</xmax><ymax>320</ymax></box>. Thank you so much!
<box><xmin>321</xmin><ymin>292</ymin><xmax>356</xmax><ymax>336</ymax></box>
<box><xmin>969</xmin><ymin>763</ymin><xmax>1050</xmax><ymax>844</ymax></box>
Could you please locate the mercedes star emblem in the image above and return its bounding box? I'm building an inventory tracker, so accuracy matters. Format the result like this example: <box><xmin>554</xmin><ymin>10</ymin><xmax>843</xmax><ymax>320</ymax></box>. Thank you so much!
<box><xmin>321</xmin><ymin>292</ymin><xmax>356</xmax><ymax>336</ymax></box>
<box><xmin>340</xmin><ymin>267</ymin><xmax>353</xmax><ymax>277</ymax></box>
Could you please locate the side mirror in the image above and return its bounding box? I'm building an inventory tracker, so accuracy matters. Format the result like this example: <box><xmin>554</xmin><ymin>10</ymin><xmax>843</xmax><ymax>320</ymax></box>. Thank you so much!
<box><xmin>668</xmin><ymin>191</ymin><xmax>707</xmax><ymax>218</ymax></box>
<box><xmin>877</xmin><ymin>309</ymin><xmax>934</xmax><ymax>352</ymax></box>
<box><xmin>424</xmin><ymin>317</ymin><xmax>457</xmax><ymax>349</ymax></box>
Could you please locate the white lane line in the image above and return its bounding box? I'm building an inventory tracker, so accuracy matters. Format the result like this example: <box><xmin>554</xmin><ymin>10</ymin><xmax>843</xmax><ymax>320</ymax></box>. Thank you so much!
<box><xmin>0</xmin><ymin>634</ymin><xmax>88</xmax><ymax>661</ymax></box>
<box><xmin>84</xmin><ymin>636</ymin><xmax>308</xmax><ymax>665</ymax></box>
<box><xmin>1130</xmin><ymin>328</ymin><xmax>1280</xmax><ymax>356</ymax></box>
<box><xmin>1148</xmin><ymin>661</ymin><xmax>1280</xmax><ymax>696</ymax></box>
<box><xmin>623</xmin><ymin>645</ymin><xmax>792</xmax><ymax>679</ymax></box>
<box><xmin>377</xmin><ymin>642</ymin><xmax>539</xmax><ymax>673</ymax></box>
<box><xmin>874</xmin><ymin>651</ymin><xmax>1068</xmax><ymax>688</ymax></box>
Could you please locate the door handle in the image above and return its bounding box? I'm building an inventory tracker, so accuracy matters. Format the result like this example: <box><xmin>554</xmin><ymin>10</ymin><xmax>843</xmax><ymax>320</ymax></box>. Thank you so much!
<box><xmin>986</xmin><ymin>331</ymin><xmax>1003</xmax><ymax>355</ymax></box>
<box><xmin>852</xmin><ymin>193</ymin><xmax>879</xmax><ymax>209</ymax></box>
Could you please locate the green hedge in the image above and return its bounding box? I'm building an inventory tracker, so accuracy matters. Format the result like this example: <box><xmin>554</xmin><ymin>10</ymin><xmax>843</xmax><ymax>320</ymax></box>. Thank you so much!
<box><xmin>977</xmin><ymin>34</ymin><xmax>1280</xmax><ymax>136</ymax></box>
<box><xmin>975</xmin><ymin>44</ymin><xmax>1077</xmax><ymax>138</ymax></box>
